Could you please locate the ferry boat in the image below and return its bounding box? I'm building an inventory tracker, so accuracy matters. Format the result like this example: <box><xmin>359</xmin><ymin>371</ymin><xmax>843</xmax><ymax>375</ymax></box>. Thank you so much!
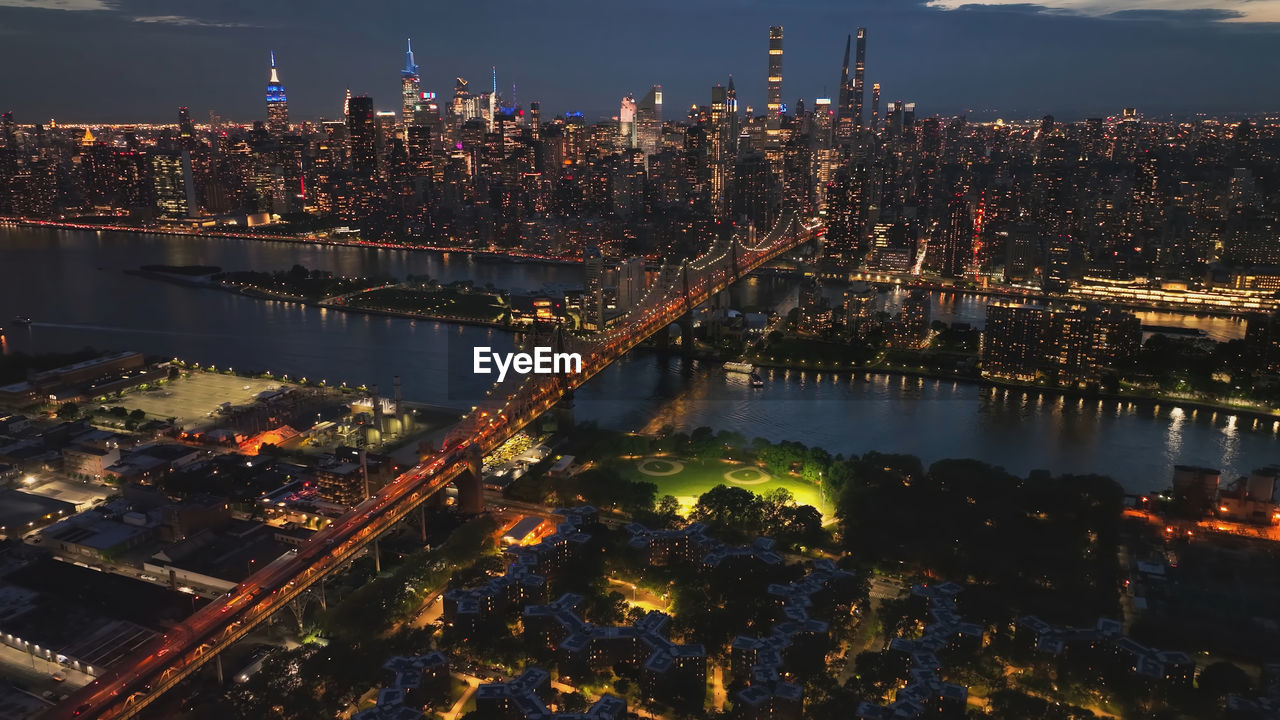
<box><xmin>723</xmin><ymin>361</ymin><xmax>754</xmax><ymax>374</ymax></box>
<box><xmin>749</xmin><ymin>371</ymin><xmax>764</xmax><ymax>388</ymax></box>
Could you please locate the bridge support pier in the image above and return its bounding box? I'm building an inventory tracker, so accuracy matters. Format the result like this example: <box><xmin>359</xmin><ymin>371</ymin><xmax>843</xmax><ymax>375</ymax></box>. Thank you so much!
<box><xmin>419</xmin><ymin>504</ymin><xmax>428</xmax><ymax>543</ymax></box>
<box><xmin>457</xmin><ymin>445</ymin><xmax>485</xmax><ymax>515</ymax></box>
<box><xmin>373</xmin><ymin>538</ymin><xmax>381</xmax><ymax>574</ymax></box>
<box><xmin>654</xmin><ymin>323</ymin><xmax>671</xmax><ymax>350</ymax></box>
<box><xmin>552</xmin><ymin>390</ymin><xmax>575</xmax><ymax>433</ymax></box>
<box><xmin>215</xmin><ymin>654</ymin><xmax>224</xmax><ymax>685</ymax></box>
<box><xmin>678</xmin><ymin>314</ymin><xmax>695</xmax><ymax>356</ymax></box>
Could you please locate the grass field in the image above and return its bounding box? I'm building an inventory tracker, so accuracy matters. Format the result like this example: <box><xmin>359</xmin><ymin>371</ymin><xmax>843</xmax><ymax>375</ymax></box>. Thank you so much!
<box><xmin>612</xmin><ymin>456</ymin><xmax>830</xmax><ymax>517</ymax></box>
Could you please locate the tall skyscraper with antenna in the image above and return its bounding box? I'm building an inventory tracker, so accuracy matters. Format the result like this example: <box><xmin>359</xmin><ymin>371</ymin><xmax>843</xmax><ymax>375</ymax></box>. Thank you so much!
<box><xmin>265</xmin><ymin>51</ymin><xmax>288</xmax><ymax>132</ymax></box>
<box><xmin>765</xmin><ymin>26</ymin><xmax>783</xmax><ymax>150</ymax></box>
<box><xmin>401</xmin><ymin>39</ymin><xmax>420</xmax><ymax>128</ymax></box>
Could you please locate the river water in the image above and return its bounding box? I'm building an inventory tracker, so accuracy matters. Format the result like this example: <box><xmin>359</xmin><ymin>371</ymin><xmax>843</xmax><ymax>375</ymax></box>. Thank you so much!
<box><xmin>0</xmin><ymin>226</ymin><xmax>1272</xmax><ymax>493</ymax></box>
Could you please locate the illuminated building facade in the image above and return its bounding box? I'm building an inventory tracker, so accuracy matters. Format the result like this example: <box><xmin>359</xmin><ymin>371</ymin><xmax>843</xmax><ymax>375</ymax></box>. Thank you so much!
<box><xmin>401</xmin><ymin>38</ymin><xmax>420</xmax><ymax>130</ymax></box>
<box><xmin>619</xmin><ymin>94</ymin><xmax>637</xmax><ymax>150</ymax></box>
<box><xmin>265</xmin><ymin>51</ymin><xmax>288</xmax><ymax>132</ymax></box>
<box><xmin>765</xmin><ymin>26</ymin><xmax>783</xmax><ymax>150</ymax></box>
<box><xmin>636</xmin><ymin>86</ymin><xmax>662</xmax><ymax>157</ymax></box>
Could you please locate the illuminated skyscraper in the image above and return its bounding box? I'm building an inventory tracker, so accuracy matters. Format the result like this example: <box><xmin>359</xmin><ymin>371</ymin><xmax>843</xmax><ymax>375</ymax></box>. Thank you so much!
<box><xmin>941</xmin><ymin>192</ymin><xmax>972</xmax><ymax>278</ymax></box>
<box><xmin>726</xmin><ymin>76</ymin><xmax>738</xmax><ymax>152</ymax></box>
<box><xmin>766</xmin><ymin>26</ymin><xmax>783</xmax><ymax>149</ymax></box>
<box><xmin>853</xmin><ymin>28</ymin><xmax>866</xmax><ymax>131</ymax></box>
<box><xmin>401</xmin><ymin>39</ymin><xmax>420</xmax><ymax>129</ymax></box>
<box><xmin>530</xmin><ymin>101</ymin><xmax>541</xmax><ymax>142</ymax></box>
<box><xmin>636</xmin><ymin>85</ymin><xmax>662</xmax><ymax>157</ymax></box>
<box><xmin>619</xmin><ymin>94</ymin><xmax>637</xmax><ymax>149</ymax></box>
<box><xmin>871</xmin><ymin>84</ymin><xmax>881</xmax><ymax>131</ymax></box>
<box><xmin>177</xmin><ymin>106</ymin><xmax>195</xmax><ymax>148</ymax></box>
<box><xmin>151</xmin><ymin>151</ymin><xmax>196</xmax><ymax>218</ymax></box>
<box><xmin>835</xmin><ymin>35</ymin><xmax>854</xmax><ymax>142</ymax></box>
<box><xmin>265</xmin><ymin>51</ymin><xmax>288</xmax><ymax>132</ymax></box>
<box><xmin>710</xmin><ymin>84</ymin><xmax>729</xmax><ymax>213</ymax></box>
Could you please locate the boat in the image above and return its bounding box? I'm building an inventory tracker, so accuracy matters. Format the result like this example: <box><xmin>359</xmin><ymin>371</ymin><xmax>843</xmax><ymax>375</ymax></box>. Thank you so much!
<box><xmin>723</xmin><ymin>361</ymin><xmax>754</xmax><ymax>374</ymax></box>
<box><xmin>749</xmin><ymin>371</ymin><xmax>764</xmax><ymax>388</ymax></box>
<box><xmin>11</xmin><ymin>316</ymin><xmax>31</xmax><ymax>326</ymax></box>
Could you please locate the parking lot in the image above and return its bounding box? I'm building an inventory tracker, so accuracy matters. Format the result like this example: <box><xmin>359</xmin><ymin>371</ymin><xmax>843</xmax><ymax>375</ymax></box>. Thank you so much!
<box><xmin>114</xmin><ymin>372</ymin><xmax>285</xmax><ymax>430</ymax></box>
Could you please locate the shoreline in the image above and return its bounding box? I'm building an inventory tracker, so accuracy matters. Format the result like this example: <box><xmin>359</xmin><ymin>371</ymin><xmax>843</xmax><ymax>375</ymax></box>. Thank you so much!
<box><xmin>0</xmin><ymin>217</ymin><xmax>582</xmax><ymax>268</ymax></box>
<box><xmin>127</xmin><ymin>267</ymin><xmax>522</xmax><ymax>332</ymax></box>
<box><xmin>742</xmin><ymin>356</ymin><xmax>1280</xmax><ymax>425</ymax></box>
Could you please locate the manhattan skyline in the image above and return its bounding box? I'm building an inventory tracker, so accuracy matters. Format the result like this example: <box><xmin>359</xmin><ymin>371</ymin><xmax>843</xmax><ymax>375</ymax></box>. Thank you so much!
<box><xmin>3</xmin><ymin>0</ymin><xmax>1280</xmax><ymax>124</ymax></box>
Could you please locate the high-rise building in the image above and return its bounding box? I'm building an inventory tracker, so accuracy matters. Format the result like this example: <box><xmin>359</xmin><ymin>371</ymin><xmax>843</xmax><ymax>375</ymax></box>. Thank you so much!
<box><xmin>618</xmin><ymin>257</ymin><xmax>647</xmax><ymax>310</ymax></box>
<box><xmin>870</xmin><ymin>84</ymin><xmax>881</xmax><ymax>131</ymax></box>
<box><xmin>765</xmin><ymin>26</ymin><xmax>783</xmax><ymax>150</ymax></box>
<box><xmin>983</xmin><ymin>303</ymin><xmax>1048</xmax><ymax>381</ymax></box>
<box><xmin>637</xmin><ymin>86</ymin><xmax>662</xmax><ymax>157</ymax></box>
<box><xmin>151</xmin><ymin>150</ymin><xmax>196</xmax><ymax>218</ymax></box>
<box><xmin>844</xmin><ymin>282</ymin><xmax>877</xmax><ymax>337</ymax></box>
<box><xmin>177</xmin><ymin>106</ymin><xmax>196</xmax><ymax>148</ymax></box>
<box><xmin>726</xmin><ymin>76</ymin><xmax>739</xmax><ymax>152</ymax></box>
<box><xmin>941</xmin><ymin>192</ymin><xmax>972</xmax><ymax>278</ymax></box>
<box><xmin>893</xmin><ymin>289</ymin><xmax>931</xmax><ymax>348</ymax></box>
<box><xmin>835</xmin><ymin>35</ymin><xmax>855</xmax><ymax>143</ymax></box>
<box><xmin>265</xmin><ymin>51</ymin><xmax>288</xmax><ymax>132</ymax></box>
<box><xmin>619</xmin><ymin>94</ymin><xmax>637</xmax><ymax>150</ymax></box>
<box><xmin>984</xmin><ymin>303</ymin><xmax>1139</xmax><ymax>384</ymax></box>
<box><xmin>853</xmin><ymin>28</ymin><xmax>866</xmax><ymax>132</ymax></box>
<box><xmin>710</xmin><ymin>84</ymin><xmax>729</xmax><ymax>214</ymax></box>
<box><xmin>530</xmin><ymin>101</ymin><xmax>541</xmax><ymax>142</ymax></box>
<box><xmin>401</xmin><ymin>39</ymin><xmax>420</xmax><ymax>130</ymax></box>
<box><xmin>1002</xmin><ymin>223</ymin><xmax>1039</xmax><ymax>283</ymax></box>
<box><xmin>347</xmin><ymin>96</ymin><xmax>378</xmax><ymax>178</ymax></box>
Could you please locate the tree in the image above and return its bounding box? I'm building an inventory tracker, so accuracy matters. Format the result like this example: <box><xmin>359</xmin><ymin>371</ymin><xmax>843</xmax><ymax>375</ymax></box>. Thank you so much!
<box><xmin>691</xmin><ymin>485</ymin><xmax>763</xmax><ymax>541</ymax></box>
<box><xmin>655</xmin><ymin>495</ymin><xmax>682</xmax><ymax>519</ymax></box>
<box><xmin>1198</xmin><ymin>660</ymin><xmax>1251</xmax><ymax>699</ymax></box>
<box><xmin>56</xmin><ymin>402</ymin><xmax>79</xmax><ymax>419</ymax></box>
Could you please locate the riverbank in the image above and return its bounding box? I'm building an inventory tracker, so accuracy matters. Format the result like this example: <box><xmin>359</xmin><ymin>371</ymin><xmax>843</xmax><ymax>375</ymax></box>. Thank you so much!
<box><xmin>129</xmin><ymin>266</ymin><xmax>520</xmax><ymax>332</ymax></box>
<box><xmin>731</xmin><ymin>354</ymin><xmax>1280</xmax><ymax>425</ymax></box>
<box><xmin>1</xmin><ymin>216</ymin><xmax>582</xmax><ymax>267</ymax></box>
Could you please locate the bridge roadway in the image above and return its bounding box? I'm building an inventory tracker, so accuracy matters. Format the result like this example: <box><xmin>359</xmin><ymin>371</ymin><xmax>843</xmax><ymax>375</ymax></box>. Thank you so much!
<box><xmin>50</xmin><ymin>213</ymin><xmax>822</xmax><ymax>720</ymax></box>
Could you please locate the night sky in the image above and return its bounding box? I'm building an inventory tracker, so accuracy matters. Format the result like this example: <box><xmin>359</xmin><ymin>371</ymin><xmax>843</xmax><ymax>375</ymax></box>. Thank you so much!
<box><xmin>3</xmin><ymin>0</ymin><xmax>1280</xmax><ymax>124</ymax></box>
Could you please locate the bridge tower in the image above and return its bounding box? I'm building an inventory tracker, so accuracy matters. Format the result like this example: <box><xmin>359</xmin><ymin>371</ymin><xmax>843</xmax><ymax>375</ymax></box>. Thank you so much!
<box><xmin>551</xmin><ymin>325</ymin><xmax>576</xmax><ymax>432</ymax></box>
<box><xmin>678</xmin><ymin>264</ymin><xmax>696</xmax><ymax>356</ymax></box>
<box><xmin>457</xmin><ymin>443</ymin><xmax>485</xmax><ymax>514</ymax></box>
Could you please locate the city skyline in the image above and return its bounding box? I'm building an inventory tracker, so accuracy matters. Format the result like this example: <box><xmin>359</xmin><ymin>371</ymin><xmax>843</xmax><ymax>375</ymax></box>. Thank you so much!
<box><xmin>2</xmin><ymin>0</ymin><xmax>1280</xmax><ymax>124</ymax></box>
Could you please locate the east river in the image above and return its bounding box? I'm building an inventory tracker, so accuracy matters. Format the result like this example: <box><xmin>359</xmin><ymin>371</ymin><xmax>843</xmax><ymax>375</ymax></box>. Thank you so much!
<box><xmin>0</xmin><ymin>225</ymin><xmax>1272</xmax><ymax>494</ymax></box>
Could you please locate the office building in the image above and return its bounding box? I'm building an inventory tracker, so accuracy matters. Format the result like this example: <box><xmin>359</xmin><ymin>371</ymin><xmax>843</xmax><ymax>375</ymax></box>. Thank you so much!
<box><xmin>265</xmin><ymin>51</ymin><xmax>288</xmax><ymax>132</ymax></box>
<box><xmin>637</xmin><ymin>85</ymin><xmax>662</xmax><ymax>157</ymax></box>
<box><xmin>619</xmin><ymin>94</ymin><xmax>637</xmax><ymax>149</ymax></box>
<box><xmin>400</xmin><ymin>39</ymin><xmax>419</xmax><ymax>130</ymax></box>
<box><xmin>766</xmin><ymin>26</ymin><xmax>783</xmax><ymax>150</ymax></box>
<box><xmin>853</xmin><ymin>27</ymin><xmax>866</xmax><ymax>132</ymax></box>
<box><xmin>347</xmin><ymin>95</ymin><xmax>378</xmax><ymax>178</ymax></box>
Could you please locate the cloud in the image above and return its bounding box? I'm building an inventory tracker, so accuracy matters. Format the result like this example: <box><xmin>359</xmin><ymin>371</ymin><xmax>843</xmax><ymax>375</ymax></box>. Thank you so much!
<box><xmin>131</xmin><ymin>14</ymin><xmax>256</xmax><ymax>28</ymax></box>
<box><xmin>0</xmin><ymin>0</ymin><xmax>111</xmax><ymax>9</ymax></box>
<box><xmin>926</xmin><ymin>0</ymin><xmax>1280</xmax><ymax>23</ymax></box>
